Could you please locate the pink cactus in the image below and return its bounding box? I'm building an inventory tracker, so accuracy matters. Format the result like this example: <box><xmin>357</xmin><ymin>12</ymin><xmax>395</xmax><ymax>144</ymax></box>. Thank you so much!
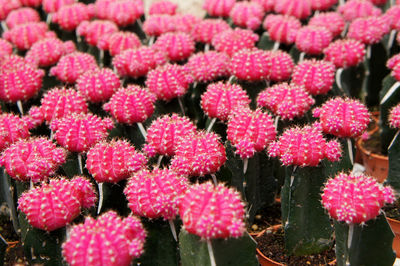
<box><xmin>179</xmin><ymin>182</ymin><xmax>245</xmax><ymax>239</ymax></box>
<box><xmin>50</xmin><ymin>52</ymin><xmax>98</xmax><ymax>84</ymax></box>
<box><xmin>124</xmin><ymin>168</ymin><xmax>188</xmax><ymax>220</ymax></box>
<box><xmin>309</xmin><ymin>12</ymin><xmax>346</xmax><ymax>37</ymax></box>
<box><xmin>347</xmin><ymin>16</ymin><xmax>389</xmax><ymax>45</ymax></box>
<box><xmin>93</xmin><ymin>0</ymin><xmax>114</xmax><ymax>19</ymax></box>
<box><xmin>18</xmin><ymin>176</ymin><xmax>97</xmax><ymax>231</ymax></box>
<box><xmin>201</xmin><ymin>82</ymin><xmax>251</xmax><ymax>121</ymax></box>
<box><xmin>34</xmin><ymin>87</ymin><xmax>88</xmax><ymax>124</ymax></box>
<box><xmin>143</xmin><ymin>15</ymin><xmax>176</xmax><ymax>38</ymax></box>
<box><xmin>50</xmin><ymin>113</ymin><xmax>114</xmax><ymax>153</ymax></box>
<box><xmin>152</xmin><ymin>32</ymin><xmax>195</xmax><ymax>62</ymax></box>
<box><xmin>251</xmin><ymin>0</ymin><xmax>275</xmax><ymax>12</ymax></box>
<box><xmin>339</xmin><ymin>0</ymin><xmax>381</xmax><ymax>22</ymax></box>
<box><xmin>211</xmin><ymin>28</ymin><xmax>259</xmax><ymax>57</ymax></box>
<box><xmin>97</xmin><ymin>31</ymin><xmax>141</xmax><ymax>56</ymax></box>
<box><xmin>230</xmin><ymin>49</ymin><xmax>271</xmax><ymax>81</ymax></box>
<box><xmin>295</xmin><ymin>26</ymin><xmax>333</xmax><ymax>55</ymax></box>
<box><xmin>76</xmin><ymin>68</ymin><xmax>121</xmax><ymax>103</ymax></box>
<box><xmin>5</xmin><ymin>7</ymin><xmax>40</xmax><ymax>29</ymax></box>
<box><xmin>143</xmin><ymin>114</ymin><xmax>197</xmax><ymax>157</ymax></box>
<box><xmin>310</xmin><ymin>0</ymin><xmax>337</xmax><ymax>11</ymax></box>
<box><xmin>0</xmin><ymin>137</ymin><xmax>66</xmax><ymax>182</ymax></box>
<box><xmin>229</xmin><ymin>1</ymin><xmax>264</xmax><ymax>30</ymax></box>
<box><xmin>322</xmin><ymin>173</ymin><xmax>395</xmax><ymax>224</ymax></box>
<box><xmin>0</xmin><ymin>39</ymin><xmax>12</xmax><ymax>61</ymax></box>
<box><xmin>262</xmin><ymin>14</ymin><xmax>301</xmax><ymax>45</ymax></box>
<box><xmin>291</xmin><ymin>59</ymin><xmax>335</xmax><ymax>95</ymax></box>
<box><xmin>313</xmin><ymin>97</ymin><xmax>370</xmax><ymax>138</ymax></box>
<box><xmin>173</xmin><ymin>14</ymin><xmax>201</xmax><ymax>34</ymax></box>
<box><xmin>368</xmin><ymin>0</ymin><xmax>387</xmax><ymax>4</ymax></box>
<box><xmin>0</xmin><ymin>0</ymin><xmax>21</xmax><ymax>21</ymax></box>
<box><xmin>265</xmin><ymin>50</ymin><xmax>295</xmax><ymax>82</ymax></box>
<box><xmin>389</xmin><ymin>104</ymin><xmax>400</xmax><ymax>129</ymax></box>
<box><xmin>324</xmin><ymin>39</ymin><xmax>366</xmax><ymax>68</ymax></box>
<box><xmin>0</xmin><ymin>54</ymin><xmax>35</xmax><ymax>70</ymax></box>
<box><xmin>105</xmin><ymin>0</ymin><xmax>144</xmax><ymax>27</ymax></box>
<box><xmin>113</xmin><ymin>47</ymin><xmax>166</xmax><ymax>79</ymax></box>
<box><xmin>391</xmin><ymin>64</ymin><xmax>400</xmax><ymax>82</ymax></box>
<box><xmin>149</xmin><ymin>0</ymin><xmax>177</xmax><ymax>15</ymax></box>
<box><xmin>77</xmin><ymin>20</ymin><xmax>118</xmax><ymax>47</ymax></box>
<box><xmin>146</xmin><ymin>64</ymin><xmax>193</xmax><ymax>101</ymax></box>
<box><xmin>42</xmin><ymin>0</ymin><xmax>75</xmax><ymax>13</ymax></box>
<box><xmin>385</xmin><ymin>6</ymin><xmax>400</xmax><ymax>31</ymax></box>
<box><xmin>170</xmin><ymin>131</ymin><xmax>226</xmax><ymax>177</ymax></box>
<box><xmin>86</xmin><ymin>140</ymin><xmax>147</xmax><ymax>183</ymax></box>
<box><xmin>103</xmin><ymin>85</ymin><xmax>156</xmax><ymax>125</ymax></box>
<box><xmin>203</xmin><ymin>0</ymin><xmax>236</xmax><ymax>17</ymax></box>
<box><xmin>0</xmin><ymin>113</ymin><xmax>31</xmax><ymax>152</ymax></box>
<box><xmin>3</xmin><ymin>22</ymin><xmax>55</xmax><ymax>50</ymax></box>
<box><xmin>0</xmin><ymin>63</ymin><xmax>44</xmax><ymax>103</ymax></box>
<box><xmin>186</xmin><ymin>51</ymin><xmax>230</xmax><ymax>83</ymax></box>
<box><xmin>227</xmin><ymin>107</ymin><xmax>276</xmax><ymax>159</ymax></box>
<box><xmin>52</xmin><ymin>3</ymin><xmax>95</xmax><ymax>31</ymax></box>
<box><xmin>62</xmin><ymin>211</ymin><xmax>146</xmax><ymax>266</ymax></box>
<box><xmin>25</xmin><ymin>38</ymin><xmax>76</xmax><ymax>67</ymax></box>
<box><xmin>19</xmin><ymin>0</ymin><xmax>42</xmax><ymax>7</ymax></box>
<box><xmin>274</xmin><ymin>0</ymin><xmax>312</xmax><ymax>20</ymax></box>
<box><xmin>268</xmin><ymin>124</ymin><xmax>342</xmax><ymax>166</ymax></box>
<box><xmin>191</xmin><ymin>19</ymin><xmax>230</xmax><ymax>44</ymax></box>
<box><xmin>387</xmin><ymin>54</ymin><xmax>400</xmax><ymax>70</ymax></box>
<box><xmin>257</xmin><ymin>83</ymin><xmax>315</xmax><ymax>120</ymax></box>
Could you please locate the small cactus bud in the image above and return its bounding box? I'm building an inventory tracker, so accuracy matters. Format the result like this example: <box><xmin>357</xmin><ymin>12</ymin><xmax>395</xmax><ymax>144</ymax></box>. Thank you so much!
<box><xmin>52</xmin><ymin>3</ymin><xmax>95</xmax><ymax>31</ymax></box>
<box><xmin>322</xmin><ymin>172</ymin><xmax>395</xmax><ymax>224</ymax></box>
<box><xmin>187</xmin><ymin>51</ymin><xmax>230</xmax><ymax>83</ymax></box>
<box><xmin>309</xmin><ymin>12</ymin><xmax>346</xmax><ymax>37</ymax></box>
<box><xmin>262</xmin><ymin>14</ymin><xmax>301</xmax><ymax>45</ymax></box>
<box><xmin>389</xmin><ymin>103</ymin><xmax>400</xmax><ymax>129</ymax></box>
<box><xmin>203</xmin><ymin>0</ymin><xmax>236</xmax><ymax>18</ymax></box>
<box><xmin>77</xmin><ymin>20</ymin><xmax>119</xmax><ymax>47</ymax></box>
<box><xmin>149</xmin><ymin>0</ymin><xmax>177</xmax><ymax>15</ymax></box>
<box><xmin>5</xmin><ymin>7</ymin><xmax>40</xmax><ymax>29</ymax></box>
<box><xmin>62</xmin><ymin>211</ymin><xmax>146</xmax><ymax>266</ymax></box>
<box><xmin>338</xmin><ymin>0</ymin><xmax>381</xmax><ymax>22</ymax></box>
<box><xmin>42</xmin><ymin>0</ymin><xmax>75</xmax><ymax>13</ymax></box>
<box><xmin>229</xmin><ymin>1</ymin><xmax>264</xmax><ymax>30</ymax></box>
<box><xmin>179</xmin><ymin>182</ymin><xmax>246</xmax><ymax>239</ymax></box>
<box><xmin>295</xmin><ymin>26</ymin><xmax>333</xmax><ymax>55</ymax></box>
<box><xmin>0</xmin><ymin>113</ymin><xmax>30</xmax><ymax>151</ymax></box>
<box><xmin>153</xmin><ymin>32</ymin><xmax>195</xmax><ymax>62</ymax></box>
<box><xmin>18</xmin><ymin>176</ymin><xmax>96</xmax><ymax>231</ymax></box>
<box><xmin>3</xmin><ymin>22</ymin><xmax>55</xmax><ymax>50</ymax></box>
<box><xmin>274</xmin><ymin>0</ymin><xmax>312</xmax><ymax>20</ymax></box>
<box><xmin>97</xmin><ymin>31</ymin><xmax>141</xmax><ymax>56</ymax></box>
<box><xmin>191</xmin><ymin>19</ymin><xmax>230</xmax><ymax>44</ymax></box>
<box><xmin>211</xmin><ymin>28</ymin><xmax>259</xmax><ymax>57</ymax></box>
<box><xmin>347</xmin><ymin>16</ymin><xmax>389</xmax><ymax>45</ymax></box>
<box><xmin>324</xmin><ymin>39</ymin><xmax>366</xmax><ymax>68</ymax></box>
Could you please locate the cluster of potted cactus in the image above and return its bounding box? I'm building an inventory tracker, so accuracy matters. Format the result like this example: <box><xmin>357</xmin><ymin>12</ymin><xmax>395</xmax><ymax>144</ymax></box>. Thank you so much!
<box><xmin>1</xmin><ymin>0</ymin><xmax>400</xmax><ymax>265</ymax></box>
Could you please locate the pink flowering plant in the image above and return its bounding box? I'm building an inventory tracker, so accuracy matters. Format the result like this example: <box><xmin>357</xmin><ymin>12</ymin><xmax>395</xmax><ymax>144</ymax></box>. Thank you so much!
<box><xmin>0</xmin><ymin>0</ymin><xmax>400</xmax><ymax>266</ymax></box>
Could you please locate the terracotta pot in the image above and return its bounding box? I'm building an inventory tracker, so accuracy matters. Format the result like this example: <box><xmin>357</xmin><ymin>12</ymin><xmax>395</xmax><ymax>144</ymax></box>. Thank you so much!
<box><xmin>255</xmin><ymin>225</ymin><xmax>336</xmax><ymax>266</ymax></box>
<box><xmin>387</xmin><ymin>218</ymin><xmax>400</xmax><ymax>258</ymax></box>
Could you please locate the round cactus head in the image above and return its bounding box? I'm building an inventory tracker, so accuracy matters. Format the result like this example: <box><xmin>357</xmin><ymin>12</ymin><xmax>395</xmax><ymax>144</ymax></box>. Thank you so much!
<box><xmin>0</xmin><ymin>0</ymin><xmax>21</xmax><ymax>21</ymax></box>
<box><xmin>308</xmin><ymin>12</ymin><xmax>345</xmax><ymax>37</ymax></box>
<box><xmin>274</xmin><ymin>0</ymin><xmax>312</xmax><ymax>20</ymax></box>
<box><xmin>389</xmin><ymin>103</ymin><xmax>400</xmax><ymax>129</ymax></box>
<box><xmin>179</xmin><ymin>182</ymin><xmax>245</xmax><ymax>239</ymax></box>
<box><xmin>347</xmin><ymin>16</ymin><xmax>389</xmax><ymax>45</ymax></box>
<box><xmin>42</xmin><ymin>0</ymin><xmax>76</xmax><ymax>13</ymax></box>
<box><xmin>105</xmin><ymin>0</ymin><xmax>144</xmax><ymax>27</ymax></box>
<box><xmin>262</xmin><ymin>14</ymin><xmax>301</xmax><ymax>45</ymax></box>
<box><xmin>322</xmin><ymin>172</ymin><xmax>395</xmax><ymax>224</ymax></box>
<box><xmin>62</xmin><ymin>211</ymin><xmax>146</xmax><ymax>266</ymax></box>
<box><xmin>186</xmin><ymin>51</ymin><xmax>230</xmax><ymax>83</ymax></box>
<box><xmin>203</xmin><ymin>0</ymin><xmax>236</xmax><ymax>17</ymax></box>
<box><xmin>211</xmin><ymin>28</ymin><xmax>259</xmax><ymax>57</ymax></box>
<box><xmin>230</xmin><ymin>49</ymin><xmax>271</xmax><ymax>81</ymax></box>
<box><xmin>264</xmin><ymin>50</ymin><xmax>295</xmax><ymax>82</ymax></box>
<box><xmin>152</xmin><ymin>32</ymin><xmax>195</xmax><ymax>62</ymax></box>
<box><xmin>295</xmin><ymin>26</ymin><xmax>333</xmax><ymax>55</ymax></box>
<box><xmin>142</xmin><ymin>15</ymin><xmax>176</xmax><ymax>37</ymax></box>
<box><xmin>338</xmin><ymin>0</ymin><xmax>382</xmax><ymax>22</ymax></box>
<box><xmin>149</xmin><ymin>0</ymin><xmax>177</xmax><ymax>15</ymax></box>
<box><xmin>191</xmin><ymin>19</ymin><xmax>230</xmax><ymax>44</ymax></box>
<box><xmin>313</xmin><ymin>97</ymin><xmax>370</xmax><ymax>138</ymax></box>
<box><xmin>324</xmin><ymin>39</ymin><xmax>366</xmax><ymax>69</ymax></box>
<box><xmin>52</xmin><ymin>3</ymin><xmax>95</xmax><ymax>31</ymax></box>
<box><xmin>268</xmin><ymin>124</ymin><xmax>342</xmax><ymax>167</ymax></box>
<box><xmin>76</xmin><ymin>19</ymin><xmax>119</xmax><ymax>47</ymax></box>
<box><xmin>97</xmin><ymin>31</ymin><xmax>141</xmax><ymax>56</ymax></box>
<box><xmin>0</xmin><ymin>113</ymin><xmax>31</xmax><ymax>152</ymax></box>
<box><xmin>229</xmin><ymin>1</ymin><xmax>264</xmax><ymax>30</ymax></box>
<box><xmin>5</xmin><ymin>7</ymin><xmax>40</xmax><ymax>29</ymax></box>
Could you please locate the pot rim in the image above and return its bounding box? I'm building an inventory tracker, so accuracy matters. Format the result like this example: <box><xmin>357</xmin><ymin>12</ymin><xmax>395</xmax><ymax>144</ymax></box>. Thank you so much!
<box><xmin>356</xmin><ymin>135</ymin><xmax>388</xmax><ymax>161</ymax></box>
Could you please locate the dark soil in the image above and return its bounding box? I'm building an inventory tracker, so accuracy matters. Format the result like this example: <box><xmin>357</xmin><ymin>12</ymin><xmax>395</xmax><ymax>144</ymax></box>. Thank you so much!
<box><xmin>257</xmin><ymin>226</ymin><xmax>336</xmax><ymax>266</ymax></box>
<box><xmin>383</xmin><ymin>199</ymin><xmax>400</xmax><ymax>220</ymax></box>
<box><xmin>248</xmin><ymin>200</ymin><xmax>281</xmax><ymax>234</ymax></box>
<box><xmin>362</xmin><ymin>128</ymin><xmax>382</xmax><ymax>155</ymax></box>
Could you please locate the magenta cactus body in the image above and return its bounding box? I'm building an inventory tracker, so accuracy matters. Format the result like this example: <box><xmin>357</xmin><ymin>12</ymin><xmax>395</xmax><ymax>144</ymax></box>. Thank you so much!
<box><xmin>309</xmin><ymin>12</ymin><xmax>346</xmax><ymax>37</ymax></box>
<box><xmin>52</xmin><ymin>3</ymin><xmax>95</xmax><ymax>31</ymax></box>
<box><xmin>5</xmin><ymin>7</ymin><xmax>40</xmax><ymax>29</ymax></box>
<box><xmin>389</xmin><ymin>103</ymin><xmax>400</xmax><ymax>129</ymax></box>
<box><xmin>50</xmin><ymin>52</ymin><xmax>98</xmax><ymax>84</ymax></box>
<box><xmin>0</xmin><ymin>137</ymin><xmax>66</xmax><ymax>182</ymax></box>
<box><xmin>124</xmin><ymin>168</ymin><xmax>188</xmax><ymax>220</ymax></box>
<box><xmin>3</xmin><ymin>22</ymin><xmax>55</xmax><ymax>50</ymax></box>
<box><xmin>227</xmin><ymin>107</ymin><xmax>276</xmax><ymax>159</ymax></box>
<box><xmin>211</xmin><ymin>28</ymin><xmax>259</xmax><ymax>57</ymax></box>
<box><xmin>0</xmin><ymin>54</ymin><xmax>35</xmax><ymax>70</ymax></box>
<box><xmin>347</xmin><ymin>16</ymin><xmax>389</xmax><ymax>45</ymax></box>
<box><xmin>19</xmin><ymin>0</ymin><xmax>42</xmax><ymax>7</ymax></box>
<box><xmin>187</xmin><ymin>51</ymin><xmax>230</xmax><ymax>83</ymax></box>
<box><xmin>322</xmin><ymin>173</ymin><xmax>395</xmax><ymax>224</ymax></box>
<box><xmin>310</xmin><ymin>0</ymin><xmax>337</xmax><ymax>11</ymax></box>
<box><xmin>86</xmin><ymin>140</ymin><xmax>147</xmax><ymax>183</ymax></box>
<box><xmin>384</xmin><ymin>6</ymin><xmax>400</xmax><ymax>31</ymax></box>
<box><xmin>262</xmin><ymin>14</ymin><xmax>301</xmax><ymax>45</ymax></box>
<box><xmin>97</xmin><ymin>31</ymin><xmax>141</xmax><ymax>56</ymax></box>
<box><xmin>295</xmin><ymin>26</ymin><xmax>333</xmax><ymax>55</ymax></box>
<box><xmin>265</xmin><ymin>50</ymin><xmax>295</xmax><ymax>82</ymax></box>
<box><xmin>173</xmin><ymin>14</ymin><xmax>201</xmax><ymax>34</ymax></box>
<box><xmin>339</xmin><ymin>0</ymin><xmax>381</xmax><ymax>22</ymax></box>
<box><xmin>149</xmin><ymin>0</ymin><xmax>177</xmax><ymax>15</ymax></box>
<box><xmin>77</xmin><ymin>20</ymin><xmax>118</xmax><ymax>47</ymax></box>
<box><xmin>268</xmin><ymin>124</ymin><xmax>342</xmax><ymax>166</ymax></box>
<box><xmin>170</xmin><ymin>131</ymin><xmax>226</xmax><ymax>177</ymax></box>
<box><xmin>76</xmin><ymin>68</ymin><xmax>120</xmax><ymax>103</ymax></box>
<box><xmin>324</xmin><ymin>39</ymin><xmax>366</xmax><ymax>68</ymax></box>
<box><xmin>313</xmin><ymin>97</ymin><xmax>370</xmax><ymax>138</ymax></box>
<box><xmin>153</xmin><ymin>32</ymin><xmax>195</xmax><ymax>62</ymax></box>
<box><xmin>42</xmin><ymin>0</ymin><xmax>75</xmax><ymax>13</ymax></box>
<box><xmin>387</xmin><ymin>54</ymin><xmax>400</xmax><ymax>70</ymax></box>
<box><xmin>50</xmin><ymin>113</ymin><xmax>114</xmax><ymax>153</ymax></box>
<box><xmin>179</xmin><ymin>182</ymin><xmax>245</xmax><ymax>239</ymax></box>
<box><xmin>191</xmin><ymin>19</ymin><xmax>230</xmax><ymax>44</ymax></box>
<box><xmin>0</xmin><ymin>113</ymin><xmax>31</xmax><ymax>152</ymax></box>
<box><xmin>201</xmin><ymin>82</ymin><xmax>251</xmax><ymax>122</ymax></box>
<box><xmin>0</xmin><ymin>0</ymin><xmax>21</xmax><ymax>21</ymax></box>
<box><xmin>146</xmin><ymin>64</ymin><xmax>193</xmax><ymax>101</ymax></box>
<box><xmin>25</xmin><ymin>38</ymin><xmax>76</xmax><ymax>67</ymax></box>
<box><xmin>18</xmin><ymin>176</ymin><xmax>97</xmax><ymax>231</ymax></box>
<box><xmin>106</xmin><ymin>0</ymin><xmax>144</xmax><ymax>27</ymax></box>
<box><xmin>143</xmin><ymin>114</ymin><xmax>197</xmax><ymax>157</ymax></box>
<box><xmin>230</xmin><ymin>49</ymin><xmax>271</xmax><ymax>81</ymax></box>
<box><xmin>229</xmin><ymin>1</ymin><xmax>264</xmax><ymax>31</ymax></box>
<box><xmin>62</xmin><ymin>211</ymin><xmax>146</xmax><ymax>266</ymax></box>
<box><xmin>274</xmin><ymin>0</ymin><xmax>312</xmax><ymax>20</ymax></box>
<box><xmin>143</xmin><ymin>15</ymin><xmax>175</xmax><ymax>37</ymax></box>
<box><xmin>251</xmin><ymin>0</ymin><xmax>275</xmax><ymax>12</ymax></box>
<box><xmin>203</xmin><ymin>0</ymin><xmax>236</xmax><ymax>17</ymax></box>
<box><xmin>257</xmin><ymin>83</ymin><xmax>315</xmax><ymax>120</ymax></box>
<box><xmin>93</xmin><ymin>0</ymin><xmax>113</xmax><ymax>19</ymax></box>
<box><xmin>0</xmin><ymin>39</ymin><xmax>12</xmax><ymax>61</ymax></box>
<box><xmin>113</xmin><ymin>47</ymin><xmax>166</xmax><ymax>79</ymax></box>
<box><xmin>291</xmin><ymin>59</ymin><xmax>335</xmax><ymax>95</ymax></box>
<box><xmin>0</xmin><ymin>63</ymin><xmax>44</xmax><ymax>103</ymax></box>
<box><xmin>103</xmin><ymin>85</ymin><xmax>156</xmax><ymax>125</ymax></box>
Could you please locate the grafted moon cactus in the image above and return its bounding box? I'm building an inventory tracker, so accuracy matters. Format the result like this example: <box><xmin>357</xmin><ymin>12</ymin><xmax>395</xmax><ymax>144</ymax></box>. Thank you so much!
<box><xmin>0</xmin><ymin>113</ymin><xmax>31</xmax><ymax>152</ymax></box>
<box><xmin>203</xmin><ymin>0</ymin><xmax>236</xmax><ymax>18</ymax></box>
<box><xmin>191</xmin><ymin>19</ymin><xmax>230</xmax><ymax>44</ymax></box>
<box><xmin>97</xmin><ymin>31</ymin><xmax>141</xmax><ymax>56</ymax></box>
<box><xmin>262</xmin><ymin>14</ymin><xmax>301</xmax><ymax>45</ymax></box>
<box><xmin>389</xmin><ymin>103</ymin><xmax>400</xmax><ymax>129</ymax></box>
<box><xmin>324</xmin><ymin>39</ymin><xmax>366</xmax><ymax>69</ymax></box>
<box><xmin>229</xmin><ymin>1</ymin><xmax>264</xmax><ymax>30</ymax></box>
<box><xmin>186</xmin><ymin>51</ymin><xmax>230</xmax><ymax>83</ymax></box>
<box><xmin>152</xmin><ymin>32</ymin><xmax>195</xmax><ymax>62</ymax></box>
<box><xmin>211</xmin><ymin>28</ymin><xmax>259</xmax><ymax>57</ymax></box>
